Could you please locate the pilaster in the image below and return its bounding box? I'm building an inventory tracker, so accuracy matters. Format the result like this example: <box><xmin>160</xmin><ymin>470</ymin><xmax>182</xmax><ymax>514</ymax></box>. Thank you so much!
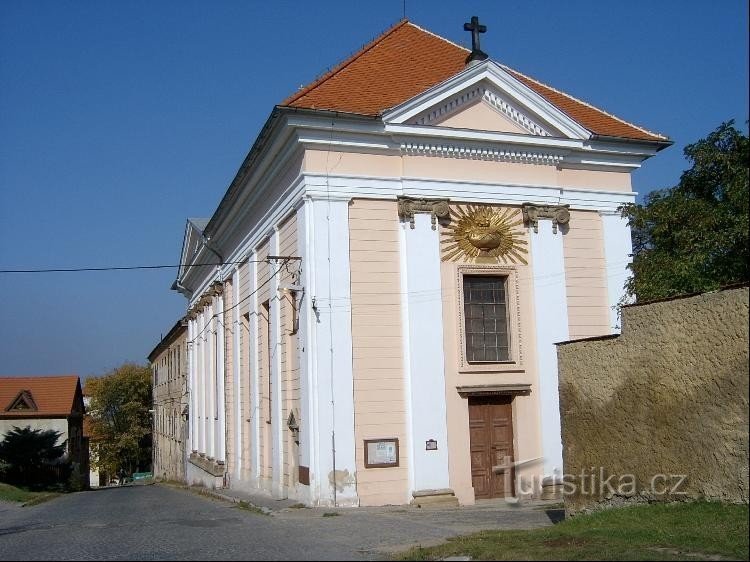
<box><xmin>308</xmin><ymin>196</ymin><xmax>358</xmax><ymax>506</ymax></box>
<box><xmin>526</xmin><ymin>204</ymin><xmax>569</xmax><ymax>479</ymax></box>
<box><xmin>269</xmin><ymin>228</ymin><xmax>285</xmax><ymax>498</ymax></box>
<box><xmin>399</xmin><ymin>211</ymin><xmax>451</xmax><ymax>495</ymax></box>
<box><xmin>600</xmin><ymin>210</ymin><xmax>634</xmax><ymax>332</ymax></box>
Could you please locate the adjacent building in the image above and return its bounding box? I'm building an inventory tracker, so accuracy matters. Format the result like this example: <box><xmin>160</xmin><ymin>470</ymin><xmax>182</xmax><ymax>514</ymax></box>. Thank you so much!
<box><xmin>0</xmin><ymin>375</ymin><xmax>89</xmax><ymax>488</ymax></box>
<box><xmin>172</xmin><ymin>19</ymin><xmax>669</xmax><ymax>506</ymax></box>
<box><xmin>148</xmin><ymin>317</ymin><xmax>189</xmax><ymax>483</ymax></box>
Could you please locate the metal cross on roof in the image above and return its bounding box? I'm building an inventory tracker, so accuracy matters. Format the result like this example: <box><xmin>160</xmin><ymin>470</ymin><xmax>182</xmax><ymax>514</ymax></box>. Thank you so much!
<box><xmin>464</xmin><ymin>16</ymin><xmax>488</xmax><ymax>65</ymax></box>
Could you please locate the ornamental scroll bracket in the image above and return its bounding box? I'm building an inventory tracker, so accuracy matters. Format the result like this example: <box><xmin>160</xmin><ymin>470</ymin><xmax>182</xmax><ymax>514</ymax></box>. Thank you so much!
<box><xmin>397</xmin><ymin>196</ymin><xmax>451</xmax><ymax>230</ymax></box>
<box><xmin>187</xmin><ymin>280</ymin><xmax>225</xmax><ymax>317</ymax></box>
<box><xmin>522</xmin><ymin>203</ymin><xmax>571</xmax><ymax>234</ymax></box>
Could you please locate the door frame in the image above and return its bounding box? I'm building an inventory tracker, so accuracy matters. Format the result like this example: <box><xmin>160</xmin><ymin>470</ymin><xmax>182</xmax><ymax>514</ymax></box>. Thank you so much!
<box><xmin>466</xmin><ymin>392</ymin><xmax>519</xmax><ymax>500</ymax></box>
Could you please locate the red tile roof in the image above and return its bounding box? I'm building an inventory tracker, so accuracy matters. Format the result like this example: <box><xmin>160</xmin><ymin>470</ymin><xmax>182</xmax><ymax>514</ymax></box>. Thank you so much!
<box><xmin>281</xmin><ymin>20</ymin><xmax>667</xmax><ymax>142</ymax></box>
<box><xmin>0</xmin><ymin>375</ymin><xmax>81</xmax><ymax>418</ymax></box>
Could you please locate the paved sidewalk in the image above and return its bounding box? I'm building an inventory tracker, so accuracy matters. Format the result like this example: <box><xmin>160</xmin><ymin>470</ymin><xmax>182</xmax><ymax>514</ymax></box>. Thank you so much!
<box><xmin>169</xmin><ymin>483</ymin><xmax>564</xmax><ymax>555</ymax></box>
<box><xmin>175</xmin><ymin>481</ymin><xmax>560</xmax><ymax>515</ymax></box>
<box><xmin>0</xmin><ymin>485</ymin><xmax>564</xmax><ymax>560</ymax></box>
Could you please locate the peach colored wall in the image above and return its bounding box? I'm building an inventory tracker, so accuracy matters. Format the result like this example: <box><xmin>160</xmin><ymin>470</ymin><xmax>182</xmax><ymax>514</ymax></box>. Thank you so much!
<box><xmin>304</xmin><ymin>150</ymin><xmax>402</xmax><ymax>178</ymax></box>
<box><xmin>223</xmin><ymin>278</ymin><xmax>235</xmax><ymax>476</ymax></box>
<box><xmin>563</xmin><ymin>211</ymin><xmax>611</xmax><ymax>340</ymax></box>
<box><xmin>239</xmin><ymin>299</ymin><xmax>251</xmax><ymax>478</ymax></box>
<box><xmin>439</xmin><ymin>203</ymin><xmax>543</xmax><ymax>504</ymax></box>
<box><xmin>348</xmin><ymin>199</ymin><xmax>410</xmax><ymax>506</ymax></box>
<box><xmin>437</xmin><ymin>99</ymin><xmax>528</xmax><ymax>134</ymax></box>
<box><xmin>236</xmin><ymin>260</ymin><xmax>251</xmax><ymax>477</ymax></box>
<box><xmin>277</xmin><ymin>213</ymin><xmax>300</xmax><ymax>490</ymax></box>
<box><xmin>303</xmin><ymin>150</ymin><xmax>632</xmax><ymax>193</ymax></box>
<box><xmin>238</xmin><ymin>258</ymin><xmax>250</xmax><ymax>316</ymax></box>
<box><xmin>558</xmin><ymin>169</ymin><xmax>631</xmax><ymax>191</ymax></box>
<box><xmin>255</xmin><ymin>239</ymin><xmax>272</xmax><ymax>483</ymax></box>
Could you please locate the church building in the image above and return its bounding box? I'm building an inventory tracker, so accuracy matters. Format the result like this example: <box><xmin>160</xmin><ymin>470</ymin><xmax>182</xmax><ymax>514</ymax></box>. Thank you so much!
<box><xmin>172</xmin><ymin>19</ymin><xmax>670</xmax><ymax>506</ymax></box>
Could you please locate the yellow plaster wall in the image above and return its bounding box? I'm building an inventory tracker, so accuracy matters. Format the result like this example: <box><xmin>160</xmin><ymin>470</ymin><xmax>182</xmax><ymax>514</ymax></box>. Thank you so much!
<box><xmin>348</xmin><ymin>199</ymin><xmax>410</xmax><ymax>506</ymax></box>
<box><xmin>562</xmin><ymin>211</ymin><xmax>611</xmax><ymax>340</ymax></box>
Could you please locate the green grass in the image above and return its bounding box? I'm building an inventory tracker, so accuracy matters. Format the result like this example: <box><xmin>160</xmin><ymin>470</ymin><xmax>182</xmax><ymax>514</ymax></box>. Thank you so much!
<box><xmin>397</xmin><ymin>501</ymin><xmax>749</xmax><ymax>561</ymax></box>
<box><xmin>0</xmin><ymin>482</ymin><xmax>61</xmax><ymax>506</ymax></box>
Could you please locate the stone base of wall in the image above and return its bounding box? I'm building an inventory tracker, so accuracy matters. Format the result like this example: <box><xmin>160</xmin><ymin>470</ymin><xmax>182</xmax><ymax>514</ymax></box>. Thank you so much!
<box><xmin>186</xmin><ymin>453</ymin><xmax>225</xmax><ymax>489</ymax></box>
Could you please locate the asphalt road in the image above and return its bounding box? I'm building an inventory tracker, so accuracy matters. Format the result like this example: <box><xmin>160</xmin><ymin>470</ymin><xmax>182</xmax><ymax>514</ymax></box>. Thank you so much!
<box><xmin>0</xmin><ymin>485</ymin><xmax>558</xmax><ymax>560</ymax></box>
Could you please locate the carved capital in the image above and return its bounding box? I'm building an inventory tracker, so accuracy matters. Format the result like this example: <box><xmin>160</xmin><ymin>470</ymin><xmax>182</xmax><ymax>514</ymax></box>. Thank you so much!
<box><xmin>522</xmin><ymin>203</ymin><xmax>570</xmax><ymax>234</ymax></box>
<box><xmin>209</xmin><ymin>281</ymin><xmax>224</xmax><ymax>297</ymax></box>
<box><xmin>397</xmin><ymin>196</ymin><xmax>451</xmax><ymax>230</ymax></box>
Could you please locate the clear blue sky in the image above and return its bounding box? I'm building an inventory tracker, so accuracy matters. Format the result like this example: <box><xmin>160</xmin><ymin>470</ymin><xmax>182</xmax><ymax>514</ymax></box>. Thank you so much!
<box><xmin>1</xmin><ymin>1</ymin><xmax>747</xmax><ymax>379</ymax></box>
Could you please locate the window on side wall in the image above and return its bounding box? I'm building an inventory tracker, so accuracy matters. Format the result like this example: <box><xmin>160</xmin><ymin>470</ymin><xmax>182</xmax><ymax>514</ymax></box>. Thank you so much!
<box><xmin>462</xmin><ymin>275</ymin><xmax>510</xmax><ymax>363</ymax></box>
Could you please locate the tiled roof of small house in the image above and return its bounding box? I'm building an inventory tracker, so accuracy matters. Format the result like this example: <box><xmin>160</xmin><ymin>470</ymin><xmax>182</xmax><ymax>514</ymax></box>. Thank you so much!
<box><xmin>281</xmin><ymin>20</ymin><xmax>667</xmax><ymax>142</ymax></box>
<box><xmin>0</xmin><ymin>375</ymin><xmax>81</xmax><ymax>418</ymax></box>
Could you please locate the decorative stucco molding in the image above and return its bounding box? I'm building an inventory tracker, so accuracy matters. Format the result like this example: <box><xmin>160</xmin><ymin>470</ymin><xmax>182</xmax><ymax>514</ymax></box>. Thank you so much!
<box><xmin>441</xmin><ymin>204</ymin><xmax>527</xmax><ymax>265</ymax></box>
<box><xmin>456</xmin><ymin>383</ymin><xmax>532</xmax><ymax>397</ymax></box>
<box><xmin>410</xmin><ymin>84</ymin><xmax>552</xmax><ymax>138</ymax></box>
<box><xmin>482</xmin><ymin>89</ymin><xmax>551</xmax><ymax>137</ymax></box>
<box><xmin>522</xmin><ymin>203</ymin><xmax>571</xmax><ymax>234</ymax></box>
<box><xmin>187</xmin><ymin>280</ymin><xmax>225</xmax><ymax>318</ymax></box>
<box><xmin>400</xmin><ymin>141</ymin><xmax>565</xmax><ymax>166</ymax></box>
<box><xmin>397</xmin><ymin>196</ymin><xmax>451</xmax><ymax>230</ymax></box>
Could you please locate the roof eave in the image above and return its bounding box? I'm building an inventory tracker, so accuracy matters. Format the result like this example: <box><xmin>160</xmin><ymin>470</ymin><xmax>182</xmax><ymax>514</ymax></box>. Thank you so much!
<box><xmin>590</xmin><ymin>133</ymin><xmax>673</xmax><ymax>151</ymax></box>
<box><xmin>202</xmin><ymin>106</ymin><xmax>287</xmax><ymax>241</ymax></box>
<box><xmin>202</xmin><ymin>106</ymin><xmax>380</xmax><ymax>241</ymax></box>
<box><xmin>147</xmin><ymin>317</ymin><xmax>188</xmax><ymax>363</ymax></box>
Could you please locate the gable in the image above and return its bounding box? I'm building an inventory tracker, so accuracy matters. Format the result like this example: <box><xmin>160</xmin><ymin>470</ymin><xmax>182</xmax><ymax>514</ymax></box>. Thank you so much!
<box><xmin>407</xmin><ymin>82</ymin><xmax>557</xmax><ymax>137</ymax></box>
<box><xmin>433</xmin><ymin>99</ymin><xmax>528</xmax><ymax>135</ymax></box>
<box><xmin>177</xmin><ymin>218</ymin><xmax>209</xmax><ymax>285</ymax></box>
<box><xmin>385</xmin><ymin>63</ymin><xmax>587</xmax><ymax>140</ymax></box>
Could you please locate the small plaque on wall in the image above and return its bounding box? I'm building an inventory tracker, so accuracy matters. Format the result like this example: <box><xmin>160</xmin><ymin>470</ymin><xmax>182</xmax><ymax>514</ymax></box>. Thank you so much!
<box><xmin>364</xmin><ymin>438</ymin><xmax>399</xmax><ymax>468</ymax></box>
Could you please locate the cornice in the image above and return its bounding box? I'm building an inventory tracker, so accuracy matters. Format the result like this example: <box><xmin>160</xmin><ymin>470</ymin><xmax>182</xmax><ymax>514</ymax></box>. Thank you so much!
<box><xmin>302</xmin><ymin>172</ymin><xmax>636</xmax><ymax>211</ymax></box>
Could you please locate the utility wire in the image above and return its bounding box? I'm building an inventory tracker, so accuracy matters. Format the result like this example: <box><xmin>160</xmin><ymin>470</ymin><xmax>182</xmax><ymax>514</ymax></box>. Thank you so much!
<box><xmin>0</xmin><ymin>259</ymin><xmax>272</xmax><ymax>274</ymax></box>
<box><xmin>187</xmin><ymin>258</ymin><xmax>293</xmax><ymax>344</ymax></box>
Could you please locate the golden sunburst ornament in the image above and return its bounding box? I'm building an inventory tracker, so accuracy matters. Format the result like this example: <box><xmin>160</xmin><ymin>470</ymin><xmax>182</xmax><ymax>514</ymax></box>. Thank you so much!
<box><xmin>441</xmin><ymin>205</ymin><xmax>528</xmax><ymax>264</ymax></box>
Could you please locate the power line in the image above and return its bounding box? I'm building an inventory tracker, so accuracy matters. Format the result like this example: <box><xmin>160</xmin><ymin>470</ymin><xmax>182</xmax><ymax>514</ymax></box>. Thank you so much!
<box><xmin>187</xmin><ymin>257</ymin><xmax>294</xmax><ymax>344</ymax></box>
<box><xmin>0</xmin><ymin>259</ymin><xmax>274</xmax><ymax>274</ymax></box>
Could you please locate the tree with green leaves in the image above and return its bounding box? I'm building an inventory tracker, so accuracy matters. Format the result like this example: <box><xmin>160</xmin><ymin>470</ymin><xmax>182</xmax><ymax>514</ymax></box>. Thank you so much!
<box><xmin>86</xmin><ymin>363</ymin><xmax>152</xmax><ymax>478</ymax></box>
<box><xmin>0</xmin><ymin>426</ymin><xmax>67</xmax><ymax>487</ymax></box>
<box><xmin>622</xmin><ymin>121</ymin><xmax>749</xmax><ymax>302</ymax></box>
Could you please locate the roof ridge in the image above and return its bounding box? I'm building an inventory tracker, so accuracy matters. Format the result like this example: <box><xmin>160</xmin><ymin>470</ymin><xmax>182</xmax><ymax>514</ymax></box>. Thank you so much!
<box><xmin>407</xmin><ymin>21</ymin><xmax>470</xmax><ymax>54</ymax></box>
<box><xmin>282</xmin><ymin>19</ymin><xmax>411</xmax><ymax>107</ymax></box>
<box><xmin>499</xmin><ymin>64</ymin><xmax>669</xmax><ymax>141</ymax></box>
<box><xmin>2</xmin><ymin>374</ymin><xmax>79</xmax><ymax>379</ymax></box>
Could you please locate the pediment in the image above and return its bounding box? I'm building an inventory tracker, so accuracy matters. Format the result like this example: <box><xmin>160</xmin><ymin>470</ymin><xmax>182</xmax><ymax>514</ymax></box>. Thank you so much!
<box><xmin>177</xmin><ymin>218</ymin><xmax>209</xmax><ymax>283</ymax></box>
<box><xmin>408</xmin><ymin>85</ymin><xmax>553</xmax><ymax>136</ymax></box>
<box><xmin>383</xmin><ymin>61</ymin><xmax>591</xmax><ymax>141</ymax></box>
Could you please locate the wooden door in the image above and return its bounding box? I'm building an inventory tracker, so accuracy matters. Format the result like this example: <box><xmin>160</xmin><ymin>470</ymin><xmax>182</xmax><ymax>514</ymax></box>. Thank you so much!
<box><xmin>469</xmin><ymin>395</ymin><xmax>515</xmax><ymax>499</ymax></box>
